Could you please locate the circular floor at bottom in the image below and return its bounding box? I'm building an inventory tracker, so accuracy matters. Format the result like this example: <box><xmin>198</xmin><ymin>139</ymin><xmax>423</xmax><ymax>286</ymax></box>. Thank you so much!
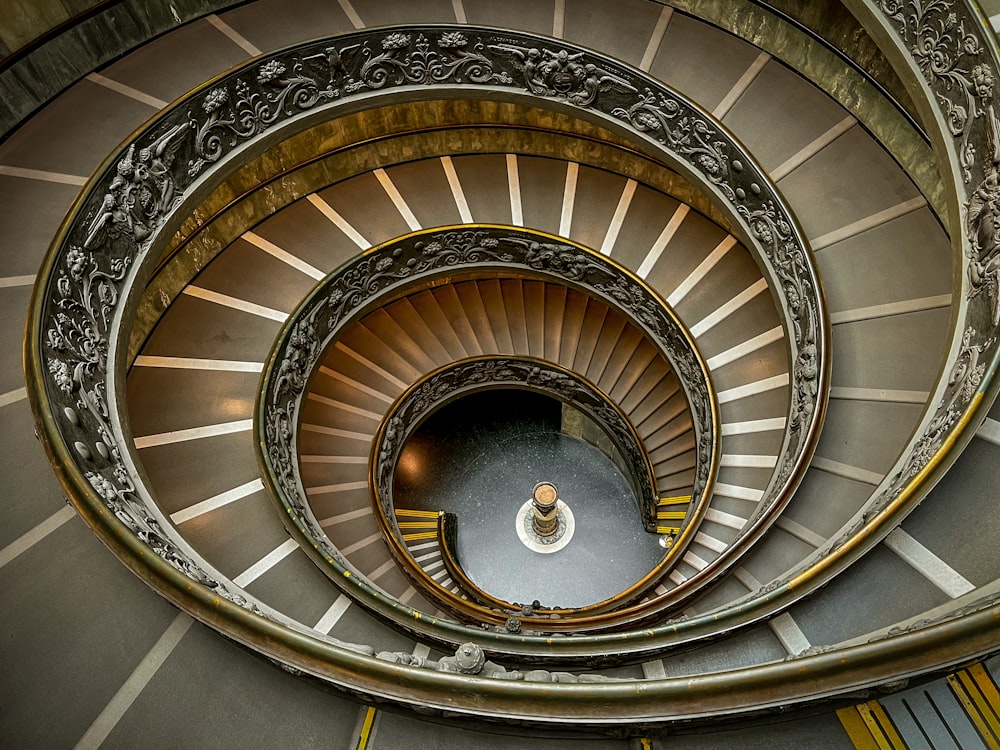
<box><xmin>395</xmin><ymin>390</ymin><xmax>665</xmax><ymax>608</ymax></box>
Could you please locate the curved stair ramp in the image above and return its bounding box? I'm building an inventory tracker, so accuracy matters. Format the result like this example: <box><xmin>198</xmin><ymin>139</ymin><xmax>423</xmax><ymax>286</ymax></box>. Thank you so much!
<box><xmin>3</xmin><ymin>1</ymin><xmax>1000</xmax><ymax>747</ymax></box>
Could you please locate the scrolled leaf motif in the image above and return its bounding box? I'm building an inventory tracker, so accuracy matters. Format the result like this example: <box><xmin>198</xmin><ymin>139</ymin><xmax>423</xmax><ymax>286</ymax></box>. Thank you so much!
<box><xmin>612</xmin><ymin>90</ymin><xmax>733</xmax><ymax>200</ymax></box>
<box><xmin>877</xmin><ymin>0</ymin><xmax>994</xmax><ymax>184</ymax></box>
<box><xmin>351</xmin><ymin>32</ymin><xmax>512</xmax><ymax>92</ymax></box>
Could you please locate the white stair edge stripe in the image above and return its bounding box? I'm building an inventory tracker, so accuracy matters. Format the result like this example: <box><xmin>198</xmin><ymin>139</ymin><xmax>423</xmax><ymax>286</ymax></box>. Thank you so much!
<box><xmin>85</xmin><ymin>73</ymin><xmax>168</xmax><ymax>109</ymax></box>
<box><xmin>314</xmin><ymin>594</ymin><xmax>352</xmax><ymax>633</ymax></box>
<box><xmin>206</xmin><ymin>14</ymin><xmax>262</xmax><ymax>56</ymax></box>
<box><xmin>506</xmin><ymin>154</ymin><xmax>523</xmax><ymax>226</ymax></box>
<box><xmin>306</xmin><ymin>392</ymin><xmax>382</xmax><ymax>420</ymax></box>
<box><xmin>440</xmin><ymin>156</ymin><xmax>473</xmax><ymax>223</ymax></box>
<box><xmin>300</xmin><ymin>422</ymin><xmax>373</xmax><ymax>441</ymax></box>
<box><xmin>810</xmin><ymin>456</ymin><xmax>884</xmax><ymax>485</ymax></box>
<box><xmin>666</xmin><ymin>235</ymin><xmax>738</xmax><ymax>307</ymax></box>
<box><xmin>641</xmin><ymin>659</ymin><xmax>667</xmax><ymax>679</ymax></box>
<box><xmin>829</xmin><ymin>294</ymin><xmax>951</xmax><ymax>324</ymax></box>
<box><xmin>232</xmin><ymin>538</ymin><xmax>298</xmax><ymax>587</ymax></box>
<box><xmin>733</xmin><ymin>567</ymin><xmax>761</xmax><ymax>591</ymax></box>
<box><xmin>636</xmin><ymin>203</ymin><xmax>689</xmax><ymax>278</ymax></box>
<box><xmin>552</xmin><ymin>0</ymin><xmax>565</xmax><ymax>37</ymax></box>
<box><xmin>689</xmin><ymin>277</ymin><xmax>767</xmax><ymax>337</ymax></box>
<box><xmin>0</xmin><ymin>505</ymin><xmax>77</xmax><ymax>570</ymax></box>
<box><xmin>771</xmin><ymin>115</ymin><xmax>856</xmax><ymax>181</ymax></box>
<box><xmin>368</xmin><ymin>559</ymin><xmax>397</xmax><ymax>582</ymax></box>
<box><xmin>0</xmin><ymin>274</ymin><xmax>36</xmax><ymax>288</ymax></box>
<box><xmin>336</xmin><ymin>0</ymin><xmax>364</xmax><ymax>29</ymax></box>
<box><xmin>170</xmin><ymin>477</ymin><xmax>264</xmax><ymax>524</ymax></box>
<box><xmin>770</xmin><ymin>613</ymin><xmax>811</xmax><ymax>655</ymax></box>
<box><xmin>133</xmin><ymin>356</ymin><xmax>263</xmax><ymax>372</ymax></box>
<box><xmin>182</xmin><ymin>285</ymin><xmax>288</xmax><ymax>322</ymax></box>
<box><xmin>829</xmin><ymin>386</ymin><xmax>930</xmax><ymax>404</ymax></box>
<box><xmin>774</xmin><ymin>516</ymin><xmax>826</xmax><ymax>548</ymax></box>
<box><xmin>705</xmin><ymin>325</ymin><xmax>782</xmax><ymax>370</ymax></box>
<box><xmin>319</xmin><ymin>507</ymin><xmax>372</xmax><ymax>527</ymax></box>
<box><xmin>884</xmin><ymin>528</ymin><xmax>976</xmax><ymax>599</ymax></box>
<box><xmin>717</xmin><ymin>373</ymin><xmax>788</xmax><ymax>403</ymax></box>
<box><xmin>374</xmin><ymin>167</ymin><xmax>421</xmax><ymax>231</ymax></box>
<box><xmin>721</xmin><ymin>417</ymin><xmax>786</xmax><ymax>435</ymax></box>
<box><xmin>811</xmin><ymin>196</ymin><xmax>927</xmax><ymax>250</ymax></box>
<box><xmin>0</xmin><ymin>386</ymin><xmax>28</xmax><ymax>407</ymax></box>
<box><xmin>307</xmin><ymin>193</ymin><xmax>370</xmax><ymax>248</ymax></box>
<box><xmin>134</xmin><ymin>419</ymin><xmax>253</xmax><ymax>449</ymax></box>
<box><xmin>693</xmin><ymin>531</ymin><xmax>728</xmax><ymax>554</ymax></box>
<box><xmin>341</xmin><ymin>532</ymin><xmax>383</xmax><ymax>556</ymax></box>
<box><xmin>74</xmin><ymin>612</ymin><xmax>193</xmax><ymax>750</ymax></box>
<box><xmin>719</xmin><ymin>454</ymin><xmax>778</xmax><ymax>469</ymax></box>
<box><xmin>243</xmin><ymin>231</ymin><xmax>325</xmax><ymax>280</ymax></box>
<box><xmin>639</xmin><ymin>6</ymin><xmax>673</xmax><ymax>72</ymax></box>
<box><xmin>305</xmin><ymin>480</ymin><xmax>370</xmax><ymax>496</ymax></box>
<box><xmin>300</xmin><ymin>454</ymin><xmax>368</xmax><ymax>464</ymax></box>
<box><xmin>977</xmin><ymin>416</ymin><xmax>1000</xmax><ymax>446</ymax></box>
<box><xmin>317</xmin><ymin>365</ymin><xmax>396</xmax><ymax>404</ymax></box>
<box><xmin>559</xmin><ymin>161</ymin><xmax>578</xmax><ymax>236</ymax></box>
<box><xmin>713</xmin><ymin>482</ymin><xmax>764</xmax><ymax>502</ymax></box>
<box><xmin>704</xmin><ymin>508</ymin><xmax>746</xmax><ymax>530</ymax></box>
<box><xmin>0</xmin><ymin>165</ymin><xmax>87</xmax><ymax>185</ymax></box>
<box><xmin>600</xmin><ymin>179</ymin><xmax>637</xmax><ymax>255</ymax></box>
<box><xmin>713</xmin><ymin>51</ymin><xmax>770</xmax><ymax>119</ymax></box>
<box><xmin>333</xmin><ymin>341</ymin><xmax>411</xmax><ymax>389</ymax></box>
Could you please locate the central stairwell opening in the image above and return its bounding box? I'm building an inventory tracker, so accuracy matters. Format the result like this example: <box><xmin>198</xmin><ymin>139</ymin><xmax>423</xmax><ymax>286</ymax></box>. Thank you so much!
<box><xmin>393</xmin><ymin>388</ymin><xmax>664</xmax><ymax>608</ymax></box>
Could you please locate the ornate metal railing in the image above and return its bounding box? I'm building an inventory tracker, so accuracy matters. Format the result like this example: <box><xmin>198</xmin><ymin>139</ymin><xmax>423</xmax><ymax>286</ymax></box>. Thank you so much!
<box><xmin>260</xmin><ymin>229</ymin><xmax>715</xmax><ymax>633</ymax></box>
<box><xmin>34</xmin><ymin>14</ymin><xmax>1000</xmax><ymax>719</ymax></box>
<box><xmin>28</xmin><ymin>26</ymin><xmax>825</xmax><ymax>648</ymax></box>
<box><xmin>365</xmin><ymin>355</ymin><xmax>687</xmax><ymax>622</ymax></box>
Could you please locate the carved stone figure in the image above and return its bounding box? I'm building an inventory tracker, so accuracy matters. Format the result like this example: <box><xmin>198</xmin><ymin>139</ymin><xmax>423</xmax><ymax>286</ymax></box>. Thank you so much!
<box><xmin>489</xmin><ymin>44</ymin><xmax>635</xmax><ymax>106</ymax></box>
<box><xmin>967</xmin><ymin>172</ymin><xmax>1000</xmax><ymax>324</ymax></box>
<box><xmin>84</xmin><ymin>123</ymin><xmax>188</xmax><ymax>249</ymax></box>
<box><xmin>375</xmin><ymin>642</ymin><xmax>631</xmax><ymax>682</ymax></box>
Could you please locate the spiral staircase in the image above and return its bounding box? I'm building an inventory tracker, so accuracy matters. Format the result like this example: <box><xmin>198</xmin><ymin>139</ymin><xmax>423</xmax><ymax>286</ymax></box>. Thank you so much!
<box><xmin>3</xmin><ymin>1</ymin><xmax>1000</xmax><ymax>747</ymax></box>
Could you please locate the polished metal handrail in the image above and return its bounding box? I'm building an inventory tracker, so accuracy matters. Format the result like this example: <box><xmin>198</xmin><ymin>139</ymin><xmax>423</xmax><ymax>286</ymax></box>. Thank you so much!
<box><xmin>27</xmin><ymin>14</ymin><xmax>998</xmax><ymax>719</ymax></box>
<box><xmin>260</xmin><ymin>228</ymin><xmax>716</xmax><ymax>635</ymax></box>
<box><xmin>366</xmin><ymin>354</ymin><xmax>688</xmax><ymax>624</ymax></box>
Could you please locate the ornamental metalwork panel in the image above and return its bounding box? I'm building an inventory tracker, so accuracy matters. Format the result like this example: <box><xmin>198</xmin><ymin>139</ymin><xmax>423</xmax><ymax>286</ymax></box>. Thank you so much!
<box><xmin>30</xmin><ymin>25</ymin><xmax>832</xmax><ymax>655</ymax></box>
<box><xmin>261</xmin><ymin>228</ymin><xmax>713</xmax><ymax>599</ymax></box>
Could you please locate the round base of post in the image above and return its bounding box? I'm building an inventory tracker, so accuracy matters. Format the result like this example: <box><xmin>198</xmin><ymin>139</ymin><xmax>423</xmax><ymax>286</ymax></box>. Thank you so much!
<box><xmin>515</xmin><ymin>499</ymin><xmax>575</xmax><ymax>554</ymax></box>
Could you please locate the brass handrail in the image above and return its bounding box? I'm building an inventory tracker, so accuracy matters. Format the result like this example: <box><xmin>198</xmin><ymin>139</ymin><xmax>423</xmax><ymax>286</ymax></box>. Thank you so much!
<box><xmin>26</xmin><ymin>14</ymin><xmax>997</xmax><ymax>717</ymax></box>
<box><xmin>365</xmin><ymin>354</ymin><xmax>687</xmax><ymax>625</ymax></box>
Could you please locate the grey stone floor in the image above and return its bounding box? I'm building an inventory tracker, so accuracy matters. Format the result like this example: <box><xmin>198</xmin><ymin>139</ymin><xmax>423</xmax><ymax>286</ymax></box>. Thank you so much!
<box><xmin>394</xmin><ymin>390</ymin><xmax>664</xmax><ymax>607</ymax></box>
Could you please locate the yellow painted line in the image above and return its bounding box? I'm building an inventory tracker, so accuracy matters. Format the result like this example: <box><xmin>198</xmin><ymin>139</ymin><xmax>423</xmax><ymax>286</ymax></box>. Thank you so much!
<box><xmin>402</xmin><ymin>531</ymin><xmax>438</xmax><ymax>541</ymax></box>
<box><xmin>395</xmin><ymin>509</ymin><xmax>441</xmax><ymax>518</ymax></box>
<box><xmin>857</xmin><ymin>701</ymin><xmax>905</xmax><ymax>749</ymax></box>
<box><xmin>397</xmin><ymin>521</ymin><xmax>438</xmax><ymax>529</ymax></box>
<box><xmin>836</xmin><ymin>706</ymin><xmax>881</xmax><ymax>749</ymax></box>
<box><xmin>658</xmin><ymin>495</ymin><xmax>691</xmax><ymax>505</ymax></box>
<box><xmin>657</xmin><ymin>511</ymin><xmax>686</xmax><ymax>520</ymax></box>
<box><xmin>949</xmin><ymin>665</ymin><xmax>1000</xmax><ymax>747</ymax></box>
<box><xmin>356</xmin><ymin>706</ymin><xmax>377</xmax><ymax>750</ymax></box>
<box><xmin>655</xmin><ymin>526</ymin><xmax>680</xmax><ymax>535</ymax></box>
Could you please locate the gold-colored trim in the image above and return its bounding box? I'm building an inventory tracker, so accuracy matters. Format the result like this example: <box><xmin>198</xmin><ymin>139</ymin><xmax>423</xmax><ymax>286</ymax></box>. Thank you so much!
<box><xmin>365</xmin><ymin>352</ymin><xmax>688</xmax><ymax>626</ymax></box>
<box><xmin>948</xmin><ymin>664</ymin><xmax>1000</xmax><ymax>748</ymax></box>
<box><xmin>437</xmin><ymin>513</ymin><xmax>518</xmax><ymax>613</ymax></box>
<box><xmin>23</xmin><ymin>17</ymin><xmax>990</xmax><ymax>718</ymax></box>
<box><xmin>836</xmin><ymin>705</ymin><xmax>882</xmax><ymax>750</ymax></box>
<box><xmin>836</xmin><ymin>701</ymin><xmax>906</xmax><ymax>750</ymax></box>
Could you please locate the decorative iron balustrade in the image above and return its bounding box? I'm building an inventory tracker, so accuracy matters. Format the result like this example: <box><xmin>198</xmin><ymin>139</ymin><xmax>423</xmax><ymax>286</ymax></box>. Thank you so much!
<box><xmin>365</xmin><ymin>354</ymin><xmax>689</xmax><ymax>622</ymax></box>
<box><xmin>25</xmin><ymin>11</ymin><xmax>999</xmax><ymax>720</ymax></box>
<box><xmin>260</xmin><ymin>229</ymin><xmax>715</xmax><ymax>631</ymax></box>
